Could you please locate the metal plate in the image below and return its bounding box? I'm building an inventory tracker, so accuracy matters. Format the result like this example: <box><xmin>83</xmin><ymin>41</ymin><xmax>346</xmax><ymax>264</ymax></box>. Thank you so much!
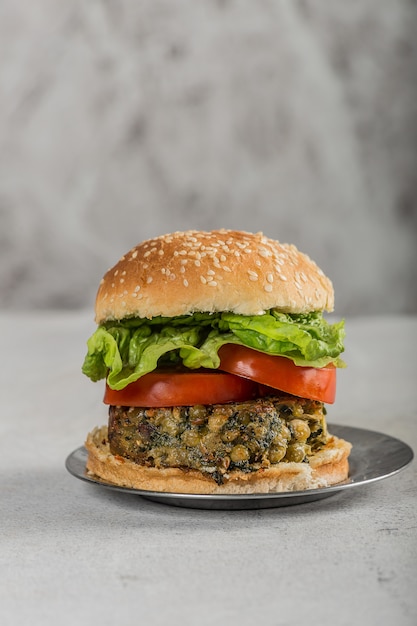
<box><xmin>65</xmin><ymin>425</ymin><xmax>414</xmax><ymax>510</ymax></box>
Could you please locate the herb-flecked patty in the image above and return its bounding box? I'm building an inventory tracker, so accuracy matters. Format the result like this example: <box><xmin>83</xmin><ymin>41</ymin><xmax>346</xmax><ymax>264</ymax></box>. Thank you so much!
<box><xmin>108</xmin><ymin>396</ymin><xmax>328</xmax><ymax>484</ymax></box>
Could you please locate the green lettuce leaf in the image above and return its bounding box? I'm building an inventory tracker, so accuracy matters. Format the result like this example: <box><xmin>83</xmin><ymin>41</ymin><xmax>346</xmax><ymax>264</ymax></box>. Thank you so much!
<box><xmin>82</xmin><ymin>311</ymin><xmax>345</xmax><ymax>390</ymax></box>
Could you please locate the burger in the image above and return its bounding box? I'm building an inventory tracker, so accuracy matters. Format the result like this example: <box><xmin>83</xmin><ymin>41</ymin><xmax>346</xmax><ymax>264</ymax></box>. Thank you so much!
<box><xmin>82</xmin><ymin>229</ymin><xmax>351</xmax><ymax>494</ymax></box>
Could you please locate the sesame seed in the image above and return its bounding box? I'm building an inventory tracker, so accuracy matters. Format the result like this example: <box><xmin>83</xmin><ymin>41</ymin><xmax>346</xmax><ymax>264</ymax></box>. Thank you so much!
<box><xmin>144</xmin><ymin>251</ymin><xmax>151</xmax><ymax>258</ymax></box>
<box><xmin>194</xmin><ymin>260</ymin><xmax>201</xmax><ymax>267</ymax></box>
<box><xmin>255</xmin><ymin>259</ymin><xmax>262</xmax><ymax>267</ymax></box>
<box><xmin>208</xmin><ymin>281</ymin><xmax>218</xmax><ymax>287</ymax></box>
<box><xmin>295</xmin><ymin>281</ymin><xmax>303</xmax><ymax>291</ymax></box>
<box><xmin>111</xmin><ymin>282</ymin><xmax>115</xmax><ymax>288</ymax></box>
<box><xmin>223</xmin><ymin>266</ymin><xmax>232</xmax><ymax>272</ymax></box>
<box><xmin>134</xmin><ymin>285</ymin><xmax>141</xmax><ymax>292</ymax></box>
<box><xmin>147</xmin><ymin>277</ymin><xmax>153</xmax><ymax>284</ymax></box>
<box><xmin>180</xmin><ymin>266</ymin><xmax>185</xmax><ymax>273</ymax></box>
<box><xmin>220</xmin><ymin>254</ymin><xmax>226</xmax><ymax>262</ymax></box>
<box><xmin>131</xmin><ymin>251</ymin><xmax>138</xmax><ymax>259</ymax></box>
<box><xmin>169</xmin><ymin>273</ymin><xmax>176</xmax><ymax>280</ymax></box>
<box><xmin>161</xmin><ymin>268</ymin><xmax>166</xmax><ymax>274</ymax></box>
<box><xmin>158</xmin><ymin>249</ymin><xmax>164</xmax><ymax>256</ymax></box>
<box><xmin>279</xmin><ymin>275</ymin><xmax>287</xmax><ymax>281</ymax></box>
<box><xmin>207</xmin><ymin>269</ymin><xmax>215</xmax><ymax>276</ymax></box>
<box><xmin>183</xmin><ymin>279</ymin><xmax>189</xmax><ymax>287</ymax></box>
<box><xmin>120</xmin><ymin>278</ymin><xmax>125</xmax><ymax>283</ymax></box>
<box><xmin>180</xmin><ymin>259</ymin><xmax>188</xmax><ymax>265</ymax></box>
<box><xmin>266</xmin><ymin>273</ymin><xmax>274</xmax><ymax>283</ymax></box>
<box><xmin>114</xmin><ymin>270</ymin><xmax>119</xmax><ymax>276</ymax></box>
<box><xmin>132</xmin><ymin>293</ymin><xmax>137</xmax><ymax>298</ymax></box>
<box><xmin>264</xmin><ymin>284</ymin><xmax>273</xmax><ymax>292</ymax></box>
<box><xmin>200</xmin><ymin>276</ymin><xmax>207</xmax><ymax>284</ymax></box>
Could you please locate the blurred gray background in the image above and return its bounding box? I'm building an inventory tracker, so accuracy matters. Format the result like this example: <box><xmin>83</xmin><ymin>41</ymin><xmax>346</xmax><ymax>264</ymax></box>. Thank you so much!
<box><xmin>0</xmin><ymin>0</ymin><xmax>416</xmax><ymax>316</ymax></box>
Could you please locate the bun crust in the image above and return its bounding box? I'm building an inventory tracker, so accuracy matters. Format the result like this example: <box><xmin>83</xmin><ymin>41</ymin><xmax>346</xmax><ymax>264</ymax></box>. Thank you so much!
<box><xmin>85</xmin><ymin>426</ymin><xmax>351</xmax><ymax>495</ymax></box>
<box><xmin>95</xmin><ymin>230</ymin><xmax>334</xmax><ymax>323</ymax></box>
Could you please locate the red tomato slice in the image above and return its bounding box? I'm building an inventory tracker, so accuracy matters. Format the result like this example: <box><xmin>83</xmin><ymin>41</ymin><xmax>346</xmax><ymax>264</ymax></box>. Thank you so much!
<box><xmin>103</xmin><ymin>370</ymin><xmax>259</xmax><ymax>407</ymax></box>
<box><xmin>218</xmin><ymin>344</ymin><xmax>336</xmax><ymax>403</ymax></box>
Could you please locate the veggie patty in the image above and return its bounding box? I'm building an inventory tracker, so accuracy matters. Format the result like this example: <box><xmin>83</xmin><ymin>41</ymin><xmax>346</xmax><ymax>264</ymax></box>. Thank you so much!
<box><xmin>108</xmin><ymin>396</ymin><xmax>328</xmax><ymax>484</ymax></box>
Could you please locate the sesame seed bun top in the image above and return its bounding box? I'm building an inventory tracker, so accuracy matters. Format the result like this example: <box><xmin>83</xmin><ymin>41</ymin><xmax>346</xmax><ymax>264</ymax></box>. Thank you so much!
<box><xmin>94</xmin><ymin>229</ymin><xmax>334</xmax><ymax>323</ymax></box>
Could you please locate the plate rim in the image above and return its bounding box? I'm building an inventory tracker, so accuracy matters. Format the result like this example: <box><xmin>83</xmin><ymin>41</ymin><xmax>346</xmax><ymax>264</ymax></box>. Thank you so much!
<box><xmin>65</xmin><ymin>424</ymin><xmax>414</xmax><ymax>502</ymax></box>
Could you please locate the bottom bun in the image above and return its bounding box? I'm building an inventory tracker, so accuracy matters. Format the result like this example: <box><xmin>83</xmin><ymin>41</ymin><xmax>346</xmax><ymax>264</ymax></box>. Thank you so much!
<box><xmin>85</xmin><ymin>425</ymin><xmax>352</xmax><ymax>494</ymax></box>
